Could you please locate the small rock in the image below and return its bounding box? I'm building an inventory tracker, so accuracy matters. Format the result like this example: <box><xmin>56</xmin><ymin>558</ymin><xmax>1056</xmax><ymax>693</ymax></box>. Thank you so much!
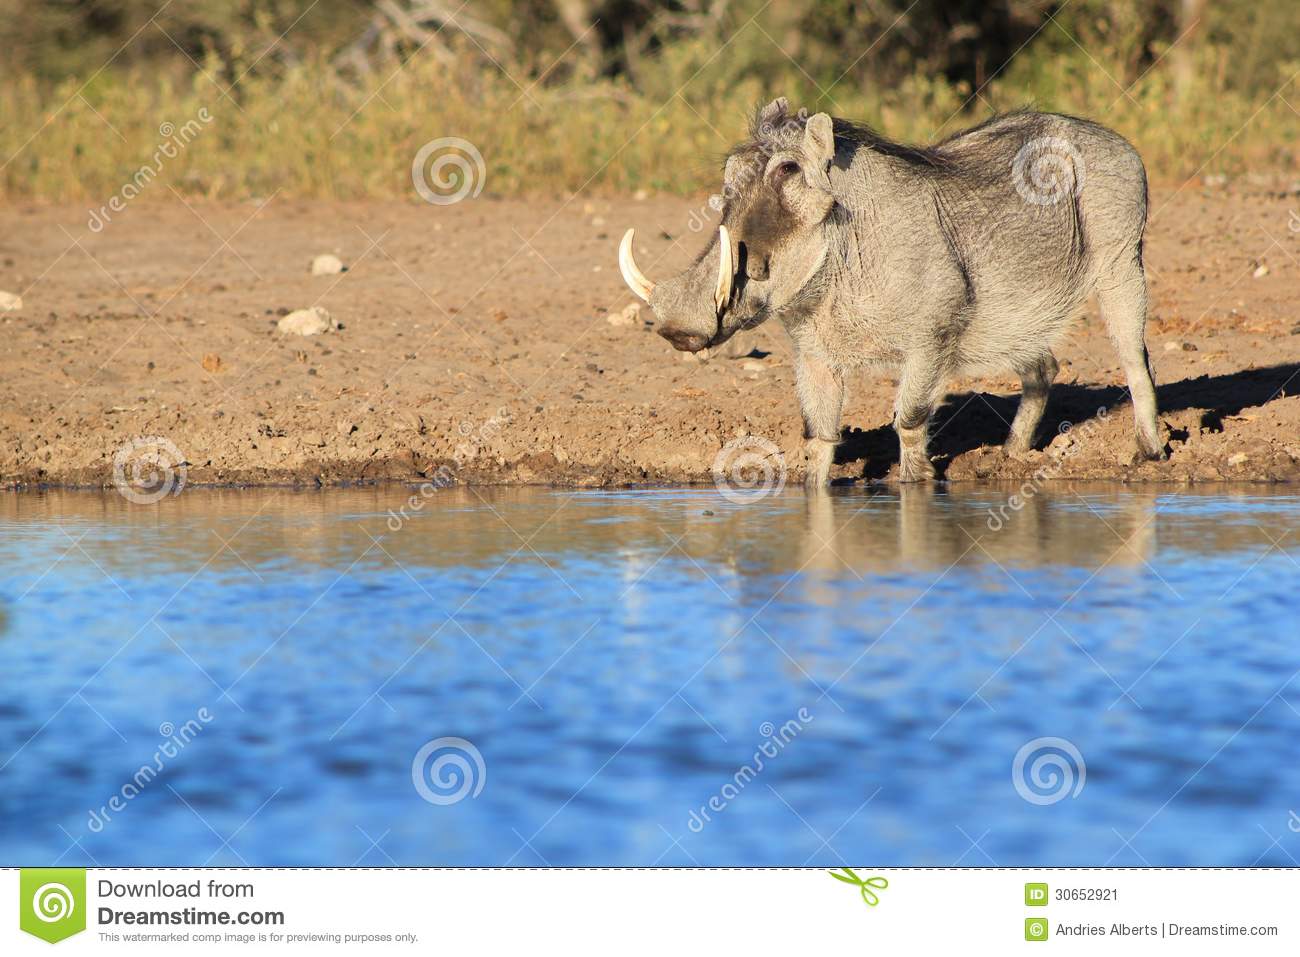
<box><xmin>607</xmin><ymin>303</ymin><xmax>640</xmax><ymax>327</ymax></box>
<box><xmin>278</xmin><ymin>307</ymin><xmax>337</xmax><ymax>336</ymax></box>
<box><xmin>337</xmin><ymin>420</ymin><xmax>356</xmax><ymax>437</ymax></box>
<box><xmin>201</xmin><ymin>353</ymin><xmax>225</xmax><ymax>373</ymax></box>
<box><xmin>1252</xmin><ymin>262</ymin><xmax>1269</xmax><ymax>279</ymax></box>
<box><xmin>0</xmin><ymin>290</ymin><xmax>21</xmax><ymax>311</ymax></box>
<box><xmin>1227</xmin><ymin>452</ymin><xmax>1248</xmax><ymax>466</ymax></box>
<box><xmin>1181</xmin><ymin>341</ymin><xmax>1197</xmax><ymax>351</ymax></box>
<box><xmin>590</xmin><ymin>216</ymin><xmax>606</xmax><ymax>227</ymax></box>
<box><xmin>311</xmin><ymin>254</ymin><xmax>345</xmax><ymax>276</ymax></box>
<box><xmin>742</xmin><ymin>360</ymin><xmax>766</xmax><ymax>372</ymax></box>
<box><xmin>1163</xmin><ymin>341</ymin><xmax>1180</xmax><ymax>352</ymax></box>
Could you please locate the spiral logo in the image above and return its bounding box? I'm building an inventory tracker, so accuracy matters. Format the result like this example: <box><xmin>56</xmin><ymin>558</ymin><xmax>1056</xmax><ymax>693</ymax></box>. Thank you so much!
<box><xmin>1012</xmin><ymin>736</ymin><xmax>1086</xmax><ymax>805</ymax></box>
<box><xmin>1012</xmin><ymin>136</ymin><xmax>1086</xmax><ymax>206</ymax></box>
<box><xmin>1057</xmin><ymin>420</ymin><xmax>1074</xmax><ymax>436</ymax></box>
<box><xmin>411</xmin><ymin>137</ymin><xmax>486</xmax><ymax>205</ymax></box>
<box><xmin>32</xmin><ymin>883</ymin><xmax>75</xmax><ymax>923</ymax></box>
<box><xmin>1288</xmin><ymin>210</ymin><xmax>1300</xmax><ymax>234</ymax></box>
<box><xmin>411</xmin><ymin>736</ymin><xmax>486</xmax><ymax>806</ymax></box>
<box><xmin>712</xmin><ymin>435</ymin><xmax>787</xmax><ymax>504</ymax></box>
<box><xmin>759</xmin><ymin>721</ymin><xmax>775</xmax><ymax>737</ymax></box>
<box><xmin>112</xmin><ymin>435</ymin><xmax>187</xmax><ymax>505</ymax></box>
<box><xmin>159</xmin><ymin>121</ymin><xmax>175</xmax><ymax>138</ymax></box>
<box><xmin>159</xmin><ymin>721</ymin><xmax>174</xmax><ymax>737</ymax></box>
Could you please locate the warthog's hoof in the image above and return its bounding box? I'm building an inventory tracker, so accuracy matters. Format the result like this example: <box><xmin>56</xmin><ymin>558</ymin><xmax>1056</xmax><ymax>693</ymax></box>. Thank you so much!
<box><xmin>1002</xmin><ymin>436</ymin><xmax>1034</xmax><ymax>458</ymax></box>
<box><xmin>1133</xmin><ymin>444</ymin><xmax>1168</xmax><ymax>464</ymax></box>
<box><xmin>898</xmin><ymin>451</ymin><xmax>936</xmax><ymax>483</ymax></box>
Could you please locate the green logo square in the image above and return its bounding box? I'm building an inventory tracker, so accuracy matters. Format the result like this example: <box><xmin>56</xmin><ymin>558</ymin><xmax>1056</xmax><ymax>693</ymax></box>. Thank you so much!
<box><xmin>1025</xmin><ymin>882</ymin><xmax>1049</xmax><ymax>906</ymax></box>
<box><xmin>1025</xmin><ymin>917</ymin><xmax>1049</xmax><ymax>942</ymax></box>
<box><xmin>19</xmin><ymin>868</ymin><xmax>87</xmax><ymax>943</ymax></box>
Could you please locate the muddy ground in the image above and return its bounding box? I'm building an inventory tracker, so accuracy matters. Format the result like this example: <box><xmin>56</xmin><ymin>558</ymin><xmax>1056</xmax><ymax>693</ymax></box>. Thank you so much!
<box><xmin>2</xmin><ymin>186</ymin><xmax>1299</xmax><ymax>490</ymax></box>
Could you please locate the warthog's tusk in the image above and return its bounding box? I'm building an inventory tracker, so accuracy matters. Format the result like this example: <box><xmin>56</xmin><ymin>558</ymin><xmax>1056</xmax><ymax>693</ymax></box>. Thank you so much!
<box><xmin>714</xmin><ymin>225</ymin><xmax>733</xmax><ymax>316</ymax></box>
<box><xmin>618</xmin><ymin>229</ymin><xmax>654</xmax><ymax>303</ymax></box>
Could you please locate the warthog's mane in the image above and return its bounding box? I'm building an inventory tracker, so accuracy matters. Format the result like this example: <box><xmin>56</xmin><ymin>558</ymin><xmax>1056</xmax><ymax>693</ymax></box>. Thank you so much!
<box><xmin>730</xmin><ymin>103</ymin><xmax>1088</xmax><ymax>176</ymax></box>
<box><xmin>728</xmin><ymin>101</ymin><xmax>953</xmax><ymax>171</ymax></box>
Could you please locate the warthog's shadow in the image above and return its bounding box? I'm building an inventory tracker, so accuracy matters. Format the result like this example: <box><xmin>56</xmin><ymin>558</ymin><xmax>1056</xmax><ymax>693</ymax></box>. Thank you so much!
<box><xmin>835</xmin><ymin>362</ymin><xmax>1300</xmax><ymax>481</ymax></box>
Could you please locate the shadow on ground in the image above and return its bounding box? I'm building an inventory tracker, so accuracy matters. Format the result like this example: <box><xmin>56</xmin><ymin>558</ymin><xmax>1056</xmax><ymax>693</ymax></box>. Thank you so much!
<box><xmin>836</xmin><ymin>363</ymin><xmax>1300</xmax><ymax>481</ymax></box>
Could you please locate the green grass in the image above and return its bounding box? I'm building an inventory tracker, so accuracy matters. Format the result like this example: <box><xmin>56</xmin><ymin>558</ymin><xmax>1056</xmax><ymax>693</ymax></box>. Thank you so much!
<box><xmin>1</xmin><ymin>39</ymin><xmax>1295</xmax><ymax>203</ymax></box>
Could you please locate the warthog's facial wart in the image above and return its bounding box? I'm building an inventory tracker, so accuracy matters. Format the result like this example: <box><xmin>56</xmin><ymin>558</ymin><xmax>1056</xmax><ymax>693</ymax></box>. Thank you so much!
<box><xmin>618</xmin><ymin>99</ymin><xmax>837</xmax><ymax>352</ymax></box>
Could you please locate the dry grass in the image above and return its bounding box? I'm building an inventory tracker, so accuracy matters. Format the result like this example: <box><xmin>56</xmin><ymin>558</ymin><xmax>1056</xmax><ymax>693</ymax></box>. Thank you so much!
<box><xmin>1</xmin><ymin>41</ymin><xmax>1296</xmax><ymax>203</ymax></box>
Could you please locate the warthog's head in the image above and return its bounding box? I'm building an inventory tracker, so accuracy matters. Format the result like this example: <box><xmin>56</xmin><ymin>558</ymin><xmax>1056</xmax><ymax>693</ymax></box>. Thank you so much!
<box><xmin>619</xmin><ymin>98</ymin><xmax>839</xmax><ymax>352</ymax></box>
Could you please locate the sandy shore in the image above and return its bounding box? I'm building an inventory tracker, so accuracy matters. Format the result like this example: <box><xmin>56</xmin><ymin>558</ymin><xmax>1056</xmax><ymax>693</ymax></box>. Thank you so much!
<box><xmin>2</xmin><ymin>186</ymin><xmax>1299</xmax><ymax>490</ymax></box>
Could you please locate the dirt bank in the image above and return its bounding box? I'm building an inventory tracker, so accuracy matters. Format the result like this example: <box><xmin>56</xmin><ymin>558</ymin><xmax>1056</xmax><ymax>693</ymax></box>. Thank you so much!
<box><xmin>2</xmin><ymin>186</ymin><xmax>1299</xmax><ymax>490</ymax></box>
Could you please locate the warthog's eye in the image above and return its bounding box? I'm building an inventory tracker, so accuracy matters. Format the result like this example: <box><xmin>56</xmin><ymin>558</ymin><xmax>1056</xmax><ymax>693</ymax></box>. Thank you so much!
<box><xmin>772</xmin><ymin>161</ymin><xmax>801</xmax><ymax>183</ymax></box>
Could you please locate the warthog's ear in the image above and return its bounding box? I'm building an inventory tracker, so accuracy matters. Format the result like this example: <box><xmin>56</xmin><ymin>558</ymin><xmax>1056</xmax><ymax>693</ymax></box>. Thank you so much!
<box><xmin>802</xmin><ymin>112</ymin><xmax>835</xmax><ymax>172</ymax></box>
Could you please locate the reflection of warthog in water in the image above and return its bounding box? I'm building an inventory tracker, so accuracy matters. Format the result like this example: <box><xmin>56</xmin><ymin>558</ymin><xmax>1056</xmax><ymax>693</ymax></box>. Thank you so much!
<box><xmin>620</xmin><ymin>99</ymin><xmax>1164</xmax><ymax>486</ymax></box>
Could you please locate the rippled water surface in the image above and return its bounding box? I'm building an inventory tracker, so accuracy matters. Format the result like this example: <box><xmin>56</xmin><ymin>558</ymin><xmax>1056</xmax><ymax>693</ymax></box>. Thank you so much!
<box><xmin>2</xmin><ymin>485</ymin><xmax>1299</xmax><ymax>866</ymax></box>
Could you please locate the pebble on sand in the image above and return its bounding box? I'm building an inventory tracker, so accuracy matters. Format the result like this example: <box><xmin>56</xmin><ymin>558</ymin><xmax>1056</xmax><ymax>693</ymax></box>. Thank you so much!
<box><xmin>311</xmin><ymin>254</ymin><xmax>345</xmax><ymax>276</ymax></box>
<box><xmin>0</xmin><ymin>290</ymin><xmax>22</xmax><ymax>311</ymax></box>
<box><xmin>1227</xmin><ymin>452</ymin><xmax>1249</xmax><ymax>466</ymax></box>
<box><xmin>607</xmin><ymin>303</ymin><xmax>641</xmax><ymax>327</ymax></box>
<box><xmin>278</xmin><ymin>306</ymin><xmax>337</xmax><ymax>336</ymax></box>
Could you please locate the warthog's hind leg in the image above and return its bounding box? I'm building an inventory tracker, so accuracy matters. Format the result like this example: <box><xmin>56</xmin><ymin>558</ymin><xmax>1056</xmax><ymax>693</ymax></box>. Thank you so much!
<box><xmin>1004</xmin><ymin>352</ymin><xmax>1059</xmax><ymax>455</ymax></box>
<box><xmin>894</xmin><ymin>362</ymin><xmax>943</xmax><ymax>482</ymax></box>
<box><xmin>1098</xmin><ymin>255</ymin><xmax>1165</xmax><ymax>461</ymax></box>
<box><xmin>794</xmin><ymin>348</ymin><xmax>845</xmax><ymax>489</ymax></box>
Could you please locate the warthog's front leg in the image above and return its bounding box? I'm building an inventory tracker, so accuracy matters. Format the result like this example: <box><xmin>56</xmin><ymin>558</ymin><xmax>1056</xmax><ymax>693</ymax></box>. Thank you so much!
<box><xmin>794</xmin><ymin>347</ymin><xmax>845</xmax><ymax>489</ymax></box>
<box><xmin>894</xmin><ymin>362</ymin><xmax>943</xmax><ymax>482</ymax></box>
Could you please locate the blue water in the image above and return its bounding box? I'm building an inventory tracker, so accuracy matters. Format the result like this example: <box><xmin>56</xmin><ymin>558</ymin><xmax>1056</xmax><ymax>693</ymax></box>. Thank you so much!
<box><xmin>1</xmin><ymin>486</ymin><xmax>1298</xmax><ymax>866</ymax></box>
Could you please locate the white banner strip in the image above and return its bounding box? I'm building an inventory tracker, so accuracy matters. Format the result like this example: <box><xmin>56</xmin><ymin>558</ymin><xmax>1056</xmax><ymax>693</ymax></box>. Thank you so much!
<box><xmin>5</xmin><ymin>869</ymin><xmax>1297</xmax><ymax>954</ymax></box>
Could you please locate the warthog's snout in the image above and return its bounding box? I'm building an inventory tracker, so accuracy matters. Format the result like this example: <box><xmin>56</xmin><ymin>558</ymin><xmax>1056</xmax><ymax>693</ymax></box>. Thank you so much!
<box><xmin>658</xmin><ymin>328</ymin><xmax>710</xmax><ymax>352</ymax></box>
<box><xmin>620</xmin><ymin>227</ymin><xmax>734</xmax><ymax>353</ymax></box>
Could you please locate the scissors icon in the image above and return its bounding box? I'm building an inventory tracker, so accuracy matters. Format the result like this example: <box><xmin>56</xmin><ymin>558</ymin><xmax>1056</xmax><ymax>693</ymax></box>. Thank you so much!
<box><xmin>828</xmin><ymin>867</ymin><xmax>889</xmax><ymax>906</ymax></box>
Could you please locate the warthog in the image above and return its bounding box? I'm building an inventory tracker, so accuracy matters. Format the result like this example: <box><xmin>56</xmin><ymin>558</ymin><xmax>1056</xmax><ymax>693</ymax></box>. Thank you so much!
<box><xmin>618</xmin><ymin>98</ymin><xmax>1165</xmax><ymax>485</ymax></box>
